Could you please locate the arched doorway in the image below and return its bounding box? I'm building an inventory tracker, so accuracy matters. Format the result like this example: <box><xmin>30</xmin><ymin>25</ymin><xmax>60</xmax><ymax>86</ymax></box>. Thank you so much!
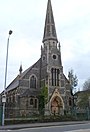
<box><xmin>51</xmin><ymin>96</ymin><xmax>63</xmax><ymax>115</ymax></box>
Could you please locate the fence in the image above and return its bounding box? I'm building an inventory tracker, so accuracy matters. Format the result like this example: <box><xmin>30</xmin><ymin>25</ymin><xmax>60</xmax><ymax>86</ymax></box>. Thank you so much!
<box><xmin>0</xmin><ymin>107</ymin><xmax>90</xmax><ymax>125</ymax></box>
<box><xmin>71</xmin><ymin>107</ymin><xmax>90</xmax><ymax>120</ymax></box>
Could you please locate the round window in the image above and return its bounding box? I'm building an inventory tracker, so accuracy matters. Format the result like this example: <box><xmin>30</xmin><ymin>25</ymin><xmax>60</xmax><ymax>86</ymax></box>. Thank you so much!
<box><xmin>53</xmin><ymin>55</ymin><xmax>57</xmax><ymax>59</ymax></box>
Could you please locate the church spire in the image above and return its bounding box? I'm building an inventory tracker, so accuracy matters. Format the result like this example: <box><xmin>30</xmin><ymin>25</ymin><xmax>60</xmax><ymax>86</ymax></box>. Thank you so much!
<box><xmin>42</xmin><ymin>0</ymin><xmax>58</xmax><ymax>43</ymax></box>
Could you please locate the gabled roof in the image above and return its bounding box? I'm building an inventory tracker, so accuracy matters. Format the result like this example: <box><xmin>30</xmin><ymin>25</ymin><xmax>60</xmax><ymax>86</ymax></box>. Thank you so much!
<box><xmin>63</xmin><ymin>74</ymin><xmax>70</xmax><ymax>84</ymax></box>
<box><xmin>75</xmin><ymin>89</ymin><xmax>90</xmax><ymax>95</ymax></box>
<box><xmin>6</xmin><ymin>59</ymin><xmax>41</xmax><ymax>92</ymax></box>
<box><xmin>6</xmin><ymin>75</ymin><xmax>19</xmax><ymax>92</ymax></box>
<box><xmin>19</xmin><ymin>58</ymin><xmax>41</xmax><ymax>79</ymax></box>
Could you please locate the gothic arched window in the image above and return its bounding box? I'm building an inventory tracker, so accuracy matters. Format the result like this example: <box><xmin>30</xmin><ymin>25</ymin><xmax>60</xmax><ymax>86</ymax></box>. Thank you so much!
<box><xmin>30</xmin><ymin>98</ymin><xmax>33</xmax><ymax>105</ymax></box>
<box><xmin>51</xmin><ymin>68</ymin><xmax>60</xmax><ymax>86</ymax></box>
<box><xmin>69</xmin><ymin>97</ymin><xmax>72</xmax><ymax>106</ymax></box>
<box><xmin>30</xmin><ymin>75</ymin><xmax>36</xmax><ymax>88</ymax></box>
<box><xmin>57</xmin><ymin>69</ymin><xmax>60</xmax><ymax>86</ymax></box>
<box><xmin>34</xmin><ymin>99</ymin><xmax>38</xmax><ymax>108</ymax></box>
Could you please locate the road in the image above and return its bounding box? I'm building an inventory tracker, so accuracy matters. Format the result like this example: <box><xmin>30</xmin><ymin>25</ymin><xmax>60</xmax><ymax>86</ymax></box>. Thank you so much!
<box><xmin>1</xmin><ymin>123</ymin><xmax>90</xmax><ymax>132</ymax></box>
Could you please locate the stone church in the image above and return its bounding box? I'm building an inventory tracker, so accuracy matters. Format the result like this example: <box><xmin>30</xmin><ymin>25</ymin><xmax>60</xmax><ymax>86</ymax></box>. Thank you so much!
<box><xmin>4</xmin><ymin>0</ymin><xmax>73</xmax><ymax>117</ymax></box>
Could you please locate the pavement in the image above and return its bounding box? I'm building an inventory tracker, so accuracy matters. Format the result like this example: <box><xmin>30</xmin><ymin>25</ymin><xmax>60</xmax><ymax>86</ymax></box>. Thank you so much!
<box><xmin>0</xmin><ymin>121</ymin><xmax>90</xmax><ymax>130</ymax></box>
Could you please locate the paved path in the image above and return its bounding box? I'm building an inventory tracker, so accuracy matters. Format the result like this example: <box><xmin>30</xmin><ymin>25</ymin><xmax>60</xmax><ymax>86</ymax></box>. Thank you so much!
<box><xmin>67</xmin><ymin>129</ymin><xmax>90</xmax><ymax>132</ymax></box>
<box><xmin>0</xmin><ymin>121</ymin><xmax>90</xmax><ymax>130</ymax></box>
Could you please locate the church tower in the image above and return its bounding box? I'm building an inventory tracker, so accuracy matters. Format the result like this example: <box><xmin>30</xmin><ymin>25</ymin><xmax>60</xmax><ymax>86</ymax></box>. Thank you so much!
<box><xmin>41</xmin><ymin>0</ymin><xmax>68</xmax><ymax>115</ymax></box>
<box><xmin>4</xmin><ymin>0</ymin><xmax>73</xmax><ymax>118</ymax></box>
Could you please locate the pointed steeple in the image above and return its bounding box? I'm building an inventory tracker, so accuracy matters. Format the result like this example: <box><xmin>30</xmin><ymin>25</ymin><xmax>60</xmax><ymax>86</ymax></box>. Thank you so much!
<box><xmin>42</xmin><ymin>0</ymin><xmax>58</xmax><ymax>43</ymax></box>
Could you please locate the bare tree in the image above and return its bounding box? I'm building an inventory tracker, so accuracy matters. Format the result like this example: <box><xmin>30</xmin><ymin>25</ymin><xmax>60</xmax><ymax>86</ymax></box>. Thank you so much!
<box><xmin>68</xmin><ymin>69</ymin><xmax>78</xmax><ymax>95</ymax></box>
<box><xmin>83</xmin><ymin>78</ymin><xmax>90</xmax><ymax>91</ymax></box>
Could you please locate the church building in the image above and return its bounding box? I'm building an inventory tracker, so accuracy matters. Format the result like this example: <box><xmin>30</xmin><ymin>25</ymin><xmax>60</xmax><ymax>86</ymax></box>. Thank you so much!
<box><xmin>3</xmin><ymin>0</ymin><xmax>73</xmax><ymax>117</ymax></box>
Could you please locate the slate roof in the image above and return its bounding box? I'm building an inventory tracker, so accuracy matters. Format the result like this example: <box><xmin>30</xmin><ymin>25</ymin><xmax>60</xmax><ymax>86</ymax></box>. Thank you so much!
<box><xmin>63</xmin><ymin>74</ymin><xmax>70</xmax><ymax>84</ymax></box>
<box><xmin>75</xmin><ymin>90</ymin><xmax>90</xmax><ymax>95</ymax></box>
<box><xmin>6</xmin><ymin>59</ymin><xmax>41</xmax><ymax>92</ymax></box>
<box><xmin>6</xmin><ymin>75</ymin><xmax>19</xmax><ymax>92</ymax></box>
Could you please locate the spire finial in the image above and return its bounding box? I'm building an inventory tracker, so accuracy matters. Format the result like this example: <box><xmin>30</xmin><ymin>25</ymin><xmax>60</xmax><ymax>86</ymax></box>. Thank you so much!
<box><xmin>19</xmin><ymin>64</ymin><xmax>23</xmax><ymax>75</ymax></box>
<box><xmin>42</xmin><ymin>0</ymin><xmax>58</xmax><ymax>43</ymax></box>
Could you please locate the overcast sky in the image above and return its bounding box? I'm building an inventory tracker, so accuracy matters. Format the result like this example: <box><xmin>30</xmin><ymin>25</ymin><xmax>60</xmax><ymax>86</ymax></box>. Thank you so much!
<box><xmin>0</xmin><ymin>0</ymin><xmax>90</xmax><ymax>92</ymax></box>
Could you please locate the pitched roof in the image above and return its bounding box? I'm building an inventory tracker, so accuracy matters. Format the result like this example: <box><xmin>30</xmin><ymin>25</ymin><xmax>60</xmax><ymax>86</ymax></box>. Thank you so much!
<box><xmin>6</xmin><ymin>59</ymin><xmax>41</xmax><ymax>92</ymax></box>
<box><xmin>19</xmin><ymin>58</ymin><xmax>40</xmax><ymax>79</ymax></box>
<box><xmin>6</xmin><ymin>75</ymin><xmax>19</xmax><ymax>92</ymax></box>
<box><xmin>63</xmin><ymin>74</ymin><xmax>70</xmax><ymax>83</ymax></box>
<box><xmin>75</xmin><ymin>89</ymin><xmax>90</xmax><ymax>95</ymax></box>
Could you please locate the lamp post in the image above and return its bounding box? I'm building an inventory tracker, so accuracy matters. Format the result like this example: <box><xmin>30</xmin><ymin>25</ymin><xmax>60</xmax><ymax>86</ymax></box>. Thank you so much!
<box><xmin>88</xmin><ymin>96</ymin><xmax>90</xmax><ymax>120</ymax></box>
<box><xmin>2</xmin><ymin>30</ymin><xmax>13</xmax><ymax>126</ymax></box>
